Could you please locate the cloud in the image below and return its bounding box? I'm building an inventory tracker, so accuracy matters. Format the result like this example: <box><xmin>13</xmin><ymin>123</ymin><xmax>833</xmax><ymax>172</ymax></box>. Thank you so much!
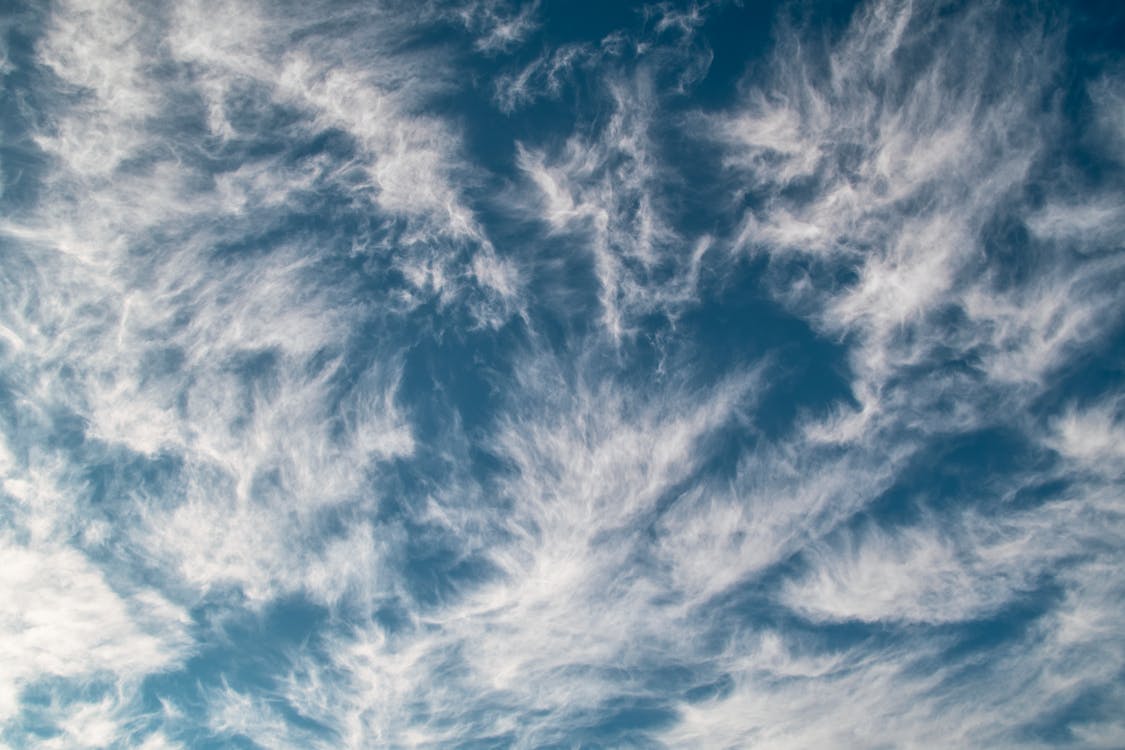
<box><xmin>0</xmin><ymin>0</ymin><xmax>517</xmax><ymax>613</ymax></box>
<box><xmin>660</xmin><ymin>497</ymin><xmax>1125</xmax><ymax>747</ymax></box>
<box><xmin>452</xmin><ymin>0</ymin><xmax>541</xmax><ymax>54</ymax></box>
<box><xmin>0</xmin><ymin>0</ymin><xmax>498</xmax><ymax>731</ymax></box>
<box><xmin>3</xmin><ymin>0</ymin><xmax>1124</xmax><ymax>746</ymax></box>
<box><xmin>1027</xmin><ymin>197</ymin><xmax>1125</xmax><ymax>250</ymax></box>
<box><xmin>0</xmin><ymin>536</ymin><xmax>190</xmax><ymax>736</ymax></box>
<box><xmin>1048</xmin><ymin>399</ymin><xmax>1125</xmax><ymax>476</ymax></box>
<box><xmin>493</xmin><ymin>43</ymin><xmax>594</xmax><ymax>113</ymax></box>
<box><xmin>655</xmin><ymin>441</ymin><xmax>905</xmax><ymax>604</ymax></box>
<box><xmin>213</xmin><ymin>354</ymin><xmax>758</xmax><ymax>747</ymax></box>
<box><xmin>206</xmin><ymin>679</ymin><xmax>324</xmax><ymax>748</ymax></box>
<box><xmin>1088</xmin><ymin>71</ymin><xmax>1125</xmax><ymax>164</ymax></box>
<box><xmin>780</xmin><ymin>518</ymin><xmax>1039</xmax><ymax>625</ymax></box>
<box><xmin>515</xmin><ymin>73</ymin><xmax>710</xmax><ymax>338</ymax></box>
<box><xmin>708</xmin><ymin>0</ymin><xmax>1124</xmax><ymax>405</ymax></box>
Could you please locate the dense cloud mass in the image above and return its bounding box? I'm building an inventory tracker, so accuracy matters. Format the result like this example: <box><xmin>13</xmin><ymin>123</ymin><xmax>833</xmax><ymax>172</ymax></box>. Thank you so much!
<box><xmin>1</xmin><ymin>0</ymin><xmax>1124</xmax><ymax>746</ymax></box>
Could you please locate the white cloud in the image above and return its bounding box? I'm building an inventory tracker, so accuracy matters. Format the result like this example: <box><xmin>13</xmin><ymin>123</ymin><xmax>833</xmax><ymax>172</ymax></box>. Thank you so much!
<box><xmin>1048</xmin><ymin>399</ymin><xmax>1125</xmax><ymax>478</ymax></box>
<box><xmin>707</xmin><ymin>0</ymin><xmax>1125</xmax><ymax>414</ymax></box>
<box><xmin>453</xmin><ymin>0</ymin><xmax>541</xmax><ymax>54</ymax></box>
<box><xmin>206</xmin><ymin>680</ymin><xmax>321</xmax><ymax>748</ymax></box>
<box><xmin>0</xmin><ymin>536</ymin><xmax>190</xmax><ymax>727</ymax></box>
<box><xmin>0</xmin><ymin>0</ymin><xmax>516</xmax><ymax>617</ymax></box>
<box><xmin>516</xmin><ymin>74</ymin><xmax>709</xmax><ymax>338</ymax></box>
<box><xmin>493</xmin><ymin>43</ymin><xmax>592</xmax><ymax>113</ymax></box>
<box><xmin>215</xmin><ymin>359</ymin><xmax>757</xmax><ymax>747</ymax></box>
<box><xmin>1027</xmin><ymin>197</ymin><xmax>1125</xmax><ymax>250</ymax></box>
<box><xmin>656</xmin><ymin>446</ymin><xmax>903</xmax><ymax>604</ymax></box>
<box><xmin>781</xmin><ymin>522</ymin><xmax>1031</xmax><ymax>625</ymax></box>
<box><xmin>1089</xmin><ymin>72</ymin><xmax>1125</xmax><ymax>164</ymax></box>
<box><xmin>3</xmin><ymin>0</ymin><xmax>1124</xmax><ymax>745</ymax></box>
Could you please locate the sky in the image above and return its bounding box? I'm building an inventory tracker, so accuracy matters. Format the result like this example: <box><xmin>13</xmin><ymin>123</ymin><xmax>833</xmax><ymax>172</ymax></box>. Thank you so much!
<box><xmin>1</xmin><ymin>0</ymin><xmax>1124</xmax><ymax>747</ymax></box>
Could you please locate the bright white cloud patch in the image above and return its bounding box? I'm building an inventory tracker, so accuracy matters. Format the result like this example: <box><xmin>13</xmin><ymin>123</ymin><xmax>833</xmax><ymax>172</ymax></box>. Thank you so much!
<box><xmin>0</xmin><ymin>538</ymin><xmax>189</xmax><ymax>731</ymax></box>
<box><xmin>2</xmin><ymin>0</ymin><xmax>1123</xmax><ymax>746</ymax></box>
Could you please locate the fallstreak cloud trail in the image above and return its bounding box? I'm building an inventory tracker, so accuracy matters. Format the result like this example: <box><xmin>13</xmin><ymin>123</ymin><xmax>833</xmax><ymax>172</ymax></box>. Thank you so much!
<box><xmin>1</xmin><ymin>0</ymin><xmax>1123</xmax><ymax>747</ymax></box>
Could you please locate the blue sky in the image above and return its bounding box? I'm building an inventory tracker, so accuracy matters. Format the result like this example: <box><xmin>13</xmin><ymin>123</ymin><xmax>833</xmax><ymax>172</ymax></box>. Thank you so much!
<box><xmin>1</xmin><ymin>0</ymin><xmax>1124</xmax><ymax>747</ymax></box>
